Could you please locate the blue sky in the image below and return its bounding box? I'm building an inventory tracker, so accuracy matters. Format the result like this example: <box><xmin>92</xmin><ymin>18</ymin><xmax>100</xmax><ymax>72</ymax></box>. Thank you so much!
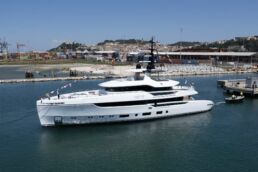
<box><xmin>1</xmin><ymin>0</ymin><xmax>258</xmax><ymax>51</ymax></box>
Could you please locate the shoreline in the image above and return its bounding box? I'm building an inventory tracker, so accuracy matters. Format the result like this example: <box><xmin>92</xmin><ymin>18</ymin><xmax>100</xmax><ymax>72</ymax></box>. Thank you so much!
<box><xmin>0</xmin><ymin>70</ymin><xmax>255</xmax><ymax>84</ymax></box>
<box><xmin>0</xmin><ymin>63</ymin><xmax>257</xmax><ymax>84</ymax></box>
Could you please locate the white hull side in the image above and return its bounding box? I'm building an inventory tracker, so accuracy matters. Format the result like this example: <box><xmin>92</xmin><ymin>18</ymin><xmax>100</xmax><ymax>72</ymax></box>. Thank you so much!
<box><xmin>37</xmin><ymin>100</ymin><xmax>214</xmax><ymax>126</ymax></box>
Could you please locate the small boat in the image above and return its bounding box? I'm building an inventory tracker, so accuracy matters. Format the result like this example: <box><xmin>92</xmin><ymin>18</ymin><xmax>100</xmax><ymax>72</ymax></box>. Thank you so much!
<box><xmin>225</xmin><ymin>95</ymin><xmax>244</xmax><ymax>103</ymax></box>
<box><xmin>25</xmin><ymin>71</ymin><xmax>34</xmax><ymax>78</ymax></box>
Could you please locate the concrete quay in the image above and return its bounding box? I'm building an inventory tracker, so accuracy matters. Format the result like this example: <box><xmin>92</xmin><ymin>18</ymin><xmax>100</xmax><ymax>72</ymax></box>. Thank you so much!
<box><xmin>217</xmin><ymin>79</ymin><xmax>246</xmax><ymax>88</ymax></box>
<box><xmin>218</xmin><ymin>78</ymin><xmax>258</xmax><ymax>96</ymax></box>
<box><xmin>0</xmin><ymin>76</ymin><xmax>123</xmax><ymax>84</ymax></box>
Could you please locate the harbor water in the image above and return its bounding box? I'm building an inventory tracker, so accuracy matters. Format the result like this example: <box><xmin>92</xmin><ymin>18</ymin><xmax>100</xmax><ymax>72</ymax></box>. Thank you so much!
<box><xmin>1</xmin><ymin>74</ymin><xmax>258</xmax><ymax>172</ymax></box>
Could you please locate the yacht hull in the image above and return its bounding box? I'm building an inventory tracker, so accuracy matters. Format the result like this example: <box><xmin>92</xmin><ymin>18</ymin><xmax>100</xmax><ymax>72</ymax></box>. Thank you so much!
<box><xmin>36</xmin><ymin>100</ymin><xmax>214</xmax><ymax>126</ymax></box>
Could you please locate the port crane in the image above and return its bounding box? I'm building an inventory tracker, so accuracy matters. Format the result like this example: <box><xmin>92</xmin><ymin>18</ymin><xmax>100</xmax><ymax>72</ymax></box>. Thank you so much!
<box><xmin>0</xmin><ymin>38</ymin><xmax>11</xmax><ymax>60</ymax></box>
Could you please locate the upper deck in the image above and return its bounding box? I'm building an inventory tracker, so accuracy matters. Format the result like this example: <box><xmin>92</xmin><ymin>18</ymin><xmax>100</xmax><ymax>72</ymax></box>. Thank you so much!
<box><xmin>37</xmin><ymin>85</ymin><xmax>197</xmax><ymax>105</ymax></box>
<box><xmin>99</xmin><ymin>74</ymin><xmax>179</xmax><ymax>88</ymax></box>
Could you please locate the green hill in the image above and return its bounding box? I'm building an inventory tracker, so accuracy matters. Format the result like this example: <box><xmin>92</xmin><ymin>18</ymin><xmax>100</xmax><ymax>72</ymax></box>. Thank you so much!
<box><xmin>49</xmin><ymin>42</ymin><xmax>83</xmax><ymax>52</ymax></box>
<box><xmin>97</xmin><ymin>39</ymin><xmax>149</xmax><ymax>45</ymax></box>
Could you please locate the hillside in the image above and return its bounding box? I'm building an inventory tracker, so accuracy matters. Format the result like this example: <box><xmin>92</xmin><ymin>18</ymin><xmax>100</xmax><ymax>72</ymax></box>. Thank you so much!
<box><xmin>97</xmin><ymin>39</ymin><xmax>149</xmax><ymax>45</ymax></box>
<box><xmin>169</xmin><ymin>41</ymin><xmax>202</xmax><ymax>47</ymax></box>
<box><xmin>49</xmin><ymin>42</ymin><xmax>83</xmax><ymax>52</ymax></box>
<box><xmin>48</xmin><ymin>37</ymin><xmax>258</xmax><ymax>52</ymax></box>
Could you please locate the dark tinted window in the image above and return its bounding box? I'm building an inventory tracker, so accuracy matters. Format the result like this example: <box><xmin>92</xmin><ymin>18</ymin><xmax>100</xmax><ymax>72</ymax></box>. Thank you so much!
<box><xmin>105</xmin><ymin>85</ymin><xmax>172</xmax><ymax>92</ymax></box>
<box><xmin>143</xmin><ymin>112</ymin><xmax>151</xmax><ymax>116</ymax></box>
<box><xmin>95</xmin><ymin>97</ymin><xmax>184</xmax><ymax>107</ymax></box>
<box><xmin>119</xmin><ymin>114</ymin><xmax>129</xmax><ymax>118</ymax></box>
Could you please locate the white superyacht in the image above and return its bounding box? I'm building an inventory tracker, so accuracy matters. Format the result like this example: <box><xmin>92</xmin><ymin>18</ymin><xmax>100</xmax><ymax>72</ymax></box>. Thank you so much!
<box><xmin>36</xmin><ymin>40</ymin><xmax>214</xmax><ymax>126</ymax></box>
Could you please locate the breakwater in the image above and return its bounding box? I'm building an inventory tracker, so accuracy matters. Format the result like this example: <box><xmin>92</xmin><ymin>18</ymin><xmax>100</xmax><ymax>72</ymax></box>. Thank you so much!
<box><xmin>0</xmin><ymin>76</ymin><xmax>123</xmax><ymax>84</ymax></box>
<box><xmin>0</xmin><ymin>71</ymin><xmax>254</xmax><ymax>84</ymax></box>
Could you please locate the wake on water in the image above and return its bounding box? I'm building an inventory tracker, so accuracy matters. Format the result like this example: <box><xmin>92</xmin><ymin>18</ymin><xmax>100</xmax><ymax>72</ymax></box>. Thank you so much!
<box><xmin>215</xmin><ymin>101</ymin><xmax>226</xmax><ymax>106</ymax></box>
<box><xmin>0</xmin><ymin>109</ymin><xmax>36</xmax><ymax>125</ymax></box>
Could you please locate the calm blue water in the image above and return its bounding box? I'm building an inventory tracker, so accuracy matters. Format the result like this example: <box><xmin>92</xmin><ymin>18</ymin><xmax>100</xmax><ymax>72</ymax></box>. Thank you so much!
<box><xmin>1</xmin><ymin>74</ymin><xmax>258</xmax><ymax>172</ymax></box>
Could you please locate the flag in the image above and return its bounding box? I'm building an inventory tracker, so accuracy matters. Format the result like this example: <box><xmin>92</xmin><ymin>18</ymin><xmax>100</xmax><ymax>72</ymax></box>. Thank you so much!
<box><xmin>61</xmin><ymin>84</ymin><xmax>68</xmax><ymax>89</ymax></box>
<box><xmin>60</xmin><ymin>83</ymin><xmax>72</xmax><ymax>89</ymax></box>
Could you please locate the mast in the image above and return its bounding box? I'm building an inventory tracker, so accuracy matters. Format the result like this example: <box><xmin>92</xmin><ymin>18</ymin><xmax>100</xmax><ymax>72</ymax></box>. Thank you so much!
<box><xmin>180</xmin><ymin>28</ymin><xmax>183</xmax><ymax>61</ymax></box>
<box><xmin>147</xmin><ymin>37</ymin><xmax>156</xmax><ymax>71</ymax></box>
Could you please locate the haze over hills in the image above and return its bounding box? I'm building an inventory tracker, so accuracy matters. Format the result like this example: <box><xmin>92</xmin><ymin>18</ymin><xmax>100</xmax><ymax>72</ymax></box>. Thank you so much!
<box><xmin>48</xmin><ymin>36</ymin><xmax>258</xmax><ymax>52</ymax></box>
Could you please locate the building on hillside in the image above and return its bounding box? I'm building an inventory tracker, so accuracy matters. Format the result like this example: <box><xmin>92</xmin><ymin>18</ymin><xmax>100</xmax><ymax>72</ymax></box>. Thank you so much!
<box><xmin>75</xmin><ymin>50</ymin><xmax>84</xmax><ymax>59</ymax></box>
<box><xmin>56</xmin><ymin>52</ymin><xmax>67</xmax><ymax>59</ymax></box>
<box><xmin>82</xmin><ymin>50</ymin><xmax>120</xmax><ymax>61</ymax></box>
<box><xmin>29</xmin><ymin>51</ymin><xmax>51</xmax><ymax>60</ymax></box>
<box><xmin>235</xmin><ymin>36</ymin><xmax>258</xmax><ymax>41</ymax></box>
<box><xmin>94</xmin><ymin>51</ymin><xmax>120</xmax><ymax>61</ymax></box>
<box><xmin>227</xmin><ymin>45</ymin><xmax>246</xmax><ymax>52</ymax></box>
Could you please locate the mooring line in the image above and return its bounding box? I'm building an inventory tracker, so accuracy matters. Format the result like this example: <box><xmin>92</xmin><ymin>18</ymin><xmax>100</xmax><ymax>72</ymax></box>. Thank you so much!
<box><xmin>0</xmin><ymin>109</ymin><xmax>36</xmax><ymax>125</ymax></box>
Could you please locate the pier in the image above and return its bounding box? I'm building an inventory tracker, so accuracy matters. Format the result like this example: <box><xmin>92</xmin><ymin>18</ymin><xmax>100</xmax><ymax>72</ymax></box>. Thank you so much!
<box><xmin>217</xmin><ymin>79</ymin><xmax>246</xmax><ymax>88</ymax></box>
<box><xmin>218</xmin><ymin>77</ymin><xmax>258</xmax><ymax>96</ymax></box>
<box><xmin>0</xmin><ymin>76</ymin><xmax>125</xmax><ymax>84</ymax></box>
<box><xmin>0</xmin><ymin>70</ymin><xmax>255</xmax><ymax>84</ymax></box>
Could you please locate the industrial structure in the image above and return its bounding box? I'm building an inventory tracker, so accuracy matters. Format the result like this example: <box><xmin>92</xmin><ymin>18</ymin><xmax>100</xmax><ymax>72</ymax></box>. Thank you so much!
<box><xmin>0</xmin><ymin>38</ymin><xmax>10</xmax><ymax>60</ymax></box>
<box><xmin>127</xmin><ymin>51</ymin><xmax>257</xmax><ymax>65</ymax></box>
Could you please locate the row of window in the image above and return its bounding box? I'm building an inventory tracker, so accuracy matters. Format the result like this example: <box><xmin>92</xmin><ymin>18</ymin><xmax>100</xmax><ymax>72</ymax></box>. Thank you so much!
<box><xmin>95</xmin><ymin>97</ymin><xmax>184</xmax><ymax>107</ymax></box>
<box><xmin>70</xmin><ymin>115</ymin><xmax>115</xmax><ymax>120</ymax></box>
<box><xmin>120</xmin><ymin>110</ymin><xmax>169</xmax><ymax>118</ymax></box>
<box><xmin>150</xmin><ymin>91</ymin><xmax>176</xmax><ymax>96</ymax></box>
<box><xmin>105</xmin><ymin>85</ymin><xmax>172</xmax><ymax>92</ymax></box>
<box><xmin>69</xmin><ymin>110</ymin><xmax>170</xmax><ymax>121</ymax></box>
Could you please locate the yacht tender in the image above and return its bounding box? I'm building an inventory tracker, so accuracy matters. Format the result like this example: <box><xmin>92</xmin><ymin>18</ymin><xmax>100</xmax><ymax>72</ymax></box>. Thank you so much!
<box><xmin>36</xmin><ymin>71</ymin><xmax>214</xmax><ymax>126</ymax></box>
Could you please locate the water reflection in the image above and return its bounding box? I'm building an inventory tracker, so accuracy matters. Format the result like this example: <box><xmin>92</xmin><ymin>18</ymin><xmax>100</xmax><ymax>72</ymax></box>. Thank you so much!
<box><xmin>39</xmin><ymin>112</ymin><xmax>212</xmax><ymax>153</ymax></box>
